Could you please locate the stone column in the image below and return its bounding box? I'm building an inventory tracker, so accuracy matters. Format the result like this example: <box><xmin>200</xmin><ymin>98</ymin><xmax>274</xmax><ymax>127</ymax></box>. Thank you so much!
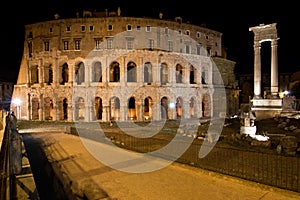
<box><xmin>253</xmin><ymin>41</ymin><xmax>261</xmax><ymax>99</ymax></box>
<box><xmin>271</xmin><ymin>39</ymin><xmax>279</xmax><ymax>98</ymax></box>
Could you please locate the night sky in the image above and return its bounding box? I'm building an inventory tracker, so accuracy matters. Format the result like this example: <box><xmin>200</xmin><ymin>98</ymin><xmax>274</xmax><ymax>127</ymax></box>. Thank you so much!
<box><xmin>1</xmin><ymin>0</ymin><xmax>299</xmax><ymax>83</ymax></box>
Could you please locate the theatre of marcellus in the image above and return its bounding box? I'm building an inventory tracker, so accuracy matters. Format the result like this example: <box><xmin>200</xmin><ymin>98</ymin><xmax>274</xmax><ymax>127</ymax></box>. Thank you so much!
<box><xmin>12</xmin><ymin>8</ymin><xmax>240</xmax><ymax>122</ymax></box>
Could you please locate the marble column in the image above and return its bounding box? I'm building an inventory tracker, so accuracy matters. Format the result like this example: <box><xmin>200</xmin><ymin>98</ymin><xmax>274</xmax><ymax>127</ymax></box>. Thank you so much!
<box><xmin>253</xmin><ymin>41</ymin><xmax>261</xmax><ymax>99</ymax></box>
<box><xmin>271</xmin><ymin>39</ymin><xmax>279</xmax><ymax>98</ymax></box>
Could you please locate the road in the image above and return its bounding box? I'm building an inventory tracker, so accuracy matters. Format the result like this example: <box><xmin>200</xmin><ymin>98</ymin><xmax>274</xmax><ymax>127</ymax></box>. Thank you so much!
<box><xmin>20</xmin><ymin>131</ymin><xmax>300</xmax><ymax>200</ymax></box>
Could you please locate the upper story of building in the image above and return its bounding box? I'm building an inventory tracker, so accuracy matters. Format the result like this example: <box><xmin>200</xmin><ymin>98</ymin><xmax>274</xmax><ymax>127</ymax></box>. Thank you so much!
<box><xmin>23</xmin><ymin>9</ymin><xmax>223</xmax><ymax>60</ymax></box>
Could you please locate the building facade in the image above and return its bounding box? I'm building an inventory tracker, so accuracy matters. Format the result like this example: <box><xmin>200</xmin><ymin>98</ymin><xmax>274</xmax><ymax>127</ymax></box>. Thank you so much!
<box><xmin>12</xmin><ymin>9</ymin><xmax>239</xmax><ymax>122</ymax></box>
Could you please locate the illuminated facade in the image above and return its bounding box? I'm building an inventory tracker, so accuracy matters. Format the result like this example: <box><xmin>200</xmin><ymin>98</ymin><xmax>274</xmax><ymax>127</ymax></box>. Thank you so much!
<box><xmin>12</xmin><ymin>9</ymin><xmax>239</xmax><ymax>122</ymax></box>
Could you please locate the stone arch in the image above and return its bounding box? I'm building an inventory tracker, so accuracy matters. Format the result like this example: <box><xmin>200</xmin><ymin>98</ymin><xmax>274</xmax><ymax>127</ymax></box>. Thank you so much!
<box><xmin>110</xmin><ymin>61</ymin><xmax>120</xmax><ymax>82</ymax></box>
<box><xmin>128</xmin><ymin>96</ymin><xmax>136</xmax><ymax>120</ymax></box>
<box><xmin>189</xmin><ymin>65</ymin><xmax>197</xmax><ymax>84</ymax></box>
<box><xmin>94</xmin><ymin>96</ymin><xmax>103</xmax><ymax>120</ymax></box>
<box><xmin>31</xmin><ymin>97</ymin><xmax>39</xmax><ymax>120</ymax></box>
<box><xmin>189</xmin><ymin>97</ymin><xmax>196</xmax><ymax>118</ymax></box>
<box><xmin>43</xmin><ymin>97</ymin><xmax>53</xmax><ymax>120</ymax></box>
<box><xmin>75</xmin><ymin>62</ymin><xmax>85</xmax><ymax>84</ymax></box>
<box><xmin>63</xmin><ymin>98</ymin><xmax>68</xmax><ymax>120</ymax></box>
<box><xmin>176</xmin><ymin>97</ymin><xmax>183</xmax><ymax>118</ymax></box>
<box><xmin>175</xmin><ymin>64</ymin><xmax>184</xmax><ymax>83</ymax></box>
<box><xmin>93</xmin><ymin>61</ymin><xmax>102</xmax><ymax>82</ymax></box>
<box><xmin>161</xmin><ymin>96</ymin><xmax>169</xmax><ymax>119</ymax></box>
<box><xmin>127</xmin><ymin>61</ymin><xmax>137</xmax><ymax>82</ymax></box>
<box><xmin>61</xmin><ymin>63</ymin><xmax>69</xmax><ymax>85</ymax></box>
<box><xmin>144</xmin><ymin>62</ymin><xmax>152</xmax><ymax>84</ymax></box>
<box><xmin>75</xmin><ymin>97</ymin><xmax>85</xmax><ymax>120</ymax></box>
<box><xmin>160</xmin><ymin>62</ymin><xmax>168</xmax><ymax>85</ymax></box>
<box><xmin>44</xmin><ymin>64</ymin><xmax>53</xmax><ymax>85</ymax></box>
<box><xmin>143</xmin><ymin>96</ymin><xmax>153</xmax><ymax>120</ymax></box>
<box><xmin>110</xmin><ymin>96</ymin><xmax>120</xmax><ymax>120</ymax></box>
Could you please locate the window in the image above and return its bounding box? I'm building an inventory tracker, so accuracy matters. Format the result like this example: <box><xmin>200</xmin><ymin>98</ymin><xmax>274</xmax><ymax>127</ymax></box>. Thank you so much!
<box><xmin>107</xmin><ymin>38</ymin><xmax>113</xmax><ymax>49</ymax></box>
<box><xmin>74</xmin><ymin>39</ymin><xmax>81</xmax><ymax>50</ymax></box>
<box><xmin>146</xmin><ymin>25</ymin><xmax>151</xmax><ymax>32</ymax></box>
<box><xmin>205</xmin><ymin>35</ymin><xmax>209</xmax><ymax>40</ymax></box>
<box><xmin>66</xmin><ymin>26</ymin><xmax>71</xmax><ymax>32</ymax></box>
<box><xmin>28</xmin><ymin>31</ymin><xmax>33</xmax><ymax>38</ymax></box>
<box><xmin>197</xmin><ymin>32</ymin><xmax>201</xmax><ymax>38</ymax></box>
<box><xmin>95</xmin><ymin>38</ymin><xmax>102</xmax><ymax>50</ymax></box>
<box><xmin>81</xmin><ymin>25</ymin><xmax>86</xmax><ymax>32</ymax></box>
<box><xmin>168</xmin><ymin>41</ymin><xmax>173</xmax><ymax>52</ymax></box>
<box><xmin>108</xmin><ymin>24</ymin><xmax>113</xmax><ymax>31</ymax></box>
<box><xmin>185</xmin><ymin>45</ymin><xmax>190</xmax><ymax>54</ymax></box>
<box><xmin>164</xmin><ymin>27</ymin><xmax>169</xmax><ymax>35</ymax></box>
<box><xmin>127</xmin><ymin>24</ymin><xmax>132</xmax><ymax>31</ymax></box>
<box><xmin>50</xmin><ymin>27</ymin><xmax>53</xmax><ymax>33</ymax></box>
<box><xmin>63</xmin><ymin>41</ymin><xmax>69</xmax><ymax>50</ymax></box>
<box><xmin>136</xmin><ymin>25</ymin><xmax>141</xmax><ymax>31</ymax></box>
<box><xmin>196</xmin><ymin>44</ymin><xmax>201</xmax><ymax>55</ymax></box>
<box><xmin>126</xmin><ymin>37</ymin><xmax>134</xmax><ymax>50</ymax></box>
<box><xmin>89</xmin><ymin>25</ymin><xmax>94</xmax><ymax>32</ymax></box>
<box><xmin>44</xmin><ymin>40</ymin><xmax>50</xmax><ymax>51</ymax></box>
<box><xmin>148</xmin><ymin>39</ymin><xmax>154</xmax><ymax>49</ymax></box>
<box><xmin>186</xmin><ymin>30</ymin><xmax>190</xmax><ymax>35</ymax></box>
<box><xmin>206</xmin><ymin>47</ymin><xmax>211</xmax><ymax>55</ymax></box>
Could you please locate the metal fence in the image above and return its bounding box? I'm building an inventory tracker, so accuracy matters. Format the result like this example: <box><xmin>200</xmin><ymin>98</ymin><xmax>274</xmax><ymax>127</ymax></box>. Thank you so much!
<box><xmin>86</xmin><ymin>128</ymin><xmax>300</xmax><ymax>193</ymax></box>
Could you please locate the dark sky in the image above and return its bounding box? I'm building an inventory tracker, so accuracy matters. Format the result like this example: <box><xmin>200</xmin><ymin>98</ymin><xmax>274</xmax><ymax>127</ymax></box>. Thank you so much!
<box><xmin>1</xmin><ymin>0</ymin><xmax>299</xmax><ymax>83</ymax></box>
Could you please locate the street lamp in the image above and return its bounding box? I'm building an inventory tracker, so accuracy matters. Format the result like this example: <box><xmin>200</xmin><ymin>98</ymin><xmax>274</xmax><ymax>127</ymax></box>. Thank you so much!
<box><xmin>12</xmin><ymin>98</ymin><xmax>22</xmax><ymax>119</ymax></box>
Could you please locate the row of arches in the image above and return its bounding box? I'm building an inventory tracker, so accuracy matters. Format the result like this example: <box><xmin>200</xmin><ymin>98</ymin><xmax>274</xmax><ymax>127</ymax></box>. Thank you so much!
<box><xmin>28</xmin><ymin>94</ymin><xmax>212</xmax><ymax>122</ymax></box>
<box><xmin>29</xmin><ymin>59</ymin><xmax>205</xmax><ymax>86</ymax></box>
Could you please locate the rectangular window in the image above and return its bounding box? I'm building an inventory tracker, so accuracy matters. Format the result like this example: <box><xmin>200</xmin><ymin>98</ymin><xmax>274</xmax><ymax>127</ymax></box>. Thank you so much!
<box><xmin>95</xmin><ymin>38</ymin><xmax>102</xmax><ymax>50</ymax></box>
<box><xmin>81</xmin><ymin>25</ymin><xmax>86</xmax><ymax>32</ymax></box>
<box><xmin>137</xmin><ymin>25</ymin><xmax>141</xmax><ymax>31</ymax></box>
<box><xmin>164</xmin><ymin>27</ymin><xmax>169</xmax><ymax>35</ymax></box>
<box><xmin>50</xmin><ymin>27</ymin><xmax>53</xmax><ymax>33</ymax></box>
<box><xmin>126</xmin><ymin>38</ymin><xmax>134</xmax><ymax>50</ymax></box>
<box><xmin>185</xmin><ymin>45</ymin><xmax>190</xmax><ymax>54</ymax></box>
<box><xmin>66</xmin><ymin>26</ymin><xmax>71</xmax><ymax>32</ymax></box>
<box><xmin>196</xmin><ymin>44</ymin><xmax>201</xmax><ymax>55</ymax></box>
<box><xmin>63</xmin><ymin>41</ymin><xmax>69</xmax><ymax>50</ymax></box>
<box><xmin>74</xmin><ymin>39</ymin><xmax>81</xmax><ymax>50</ymax></box>
<box><xmin>168</xmin><ymin>41</ymin><xmax>173</xmax><ymax>51</ymax></box>
<box><xmin>108</xmin><ymin>24</ymin><xmax>113</xmax><ymax>31</ymax></box>
<box><xmin>44</xmin><ymin>41</ymin><xmax>50</xmax><ymax>51</ymax></box>
<box><xmin>146</xmin><ymin>25</ymin><xmax>151</xmax><ymax>32</ymax></box>
<box><xmin>107</xmin><ymin>38</ymin><xmax>113</xmax><ymax>49</ymax></box>
<box><xmin>89</xmin><ymin>25</ymin><xmax>94</xmax><ymax>32</ymax></box>
<box><xmin>127</xmin><ymin>24</ymin><xmax>132</xmax><ymax>31</ymax></box>
<box><xmin>148</xmin><ymin>39</ymin><xmax>154</xmax><ymax>49</ymax></box>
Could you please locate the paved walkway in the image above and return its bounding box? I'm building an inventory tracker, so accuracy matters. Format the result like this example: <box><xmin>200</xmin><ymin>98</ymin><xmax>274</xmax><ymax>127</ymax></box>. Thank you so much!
<box><xmin>21</xmin><ymin>131</ymin><xmax>300</xmax><ymax>200</ymax></box>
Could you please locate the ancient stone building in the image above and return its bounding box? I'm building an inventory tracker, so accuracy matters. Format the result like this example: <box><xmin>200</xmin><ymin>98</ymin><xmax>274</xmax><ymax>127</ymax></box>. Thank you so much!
<box><xmin>12</xmin><ymin>9</ymin><xmax>239</xmax><ymax>122</ymax></box>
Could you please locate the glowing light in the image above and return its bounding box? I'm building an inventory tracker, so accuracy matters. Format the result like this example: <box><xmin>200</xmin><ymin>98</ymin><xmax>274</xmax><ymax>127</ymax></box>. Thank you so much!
<box><xmin>284</xmin><ymin>90</ymin><xmax>289</xmax><ymax>95</ymax></box>
<box><xmin>169</xmin><ymin>102</ymin><xmax>176</xmax><ymax>108</ymax></box>
<box><xmin>12</xmin><ymin>98</ymin><xmax>22</xmax><ymax>106</ymax></box>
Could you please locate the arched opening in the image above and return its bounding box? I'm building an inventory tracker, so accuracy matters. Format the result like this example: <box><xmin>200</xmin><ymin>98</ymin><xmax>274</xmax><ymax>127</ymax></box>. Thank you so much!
<box><xmin>176</xmin><ymin>64</ymin><xmax>184</xmax><ymax>83</ymax></box>
<box><xmin>127</xmin><ymin>61</ymin><xmax>137</xmax><ymax>82</ymax></box>
<box><xmin>176</xmin><ymin>97</ymin><xmax>183</xmax><ymax>118</ymax></box>
<box><xmin>76</xmin><ymin>97</ymin><xmax>85</xmax><ymax>120</ymax></box>
<box><xmin>160</xmin><ymin>63</ymin><xmax>168</xmax><ymax>85</ymax></box>
<box><xmin>75</xmin><ymin>62</ymin><xmax>85</xmax><ymax>84</ymax></box>
<box><xmin>128</xmin><ymin>96</ymin><xmax>136</xmax><ymax>120</ymax></box>
<box><xmin>61</xmin><ymin>63</ymin><xmax>69</xmax><ymax>85</ymax></box>
<box><xmin>190</xmin><ymin>65</ymin><xmax>196</xmax><ymax>84</ymax></box>
<box><xmin>110</xmin><ymin>96</ymin><xmax>120</xmax><ymax>120</ymax></box>
<box><xmin>110</xmin><ymin>61</ymin><xmax>120</xmax><ymax>82</ymax></box>
<box><xmin>94</xmin><ymin>97</ymin><xmax>103</xmax><ymax>120</ymax></box>
<box><xmin>144</xmin><ymin>97</ymin><xmax>152</xmax><ymax>120</ymax></box>
<box><xmin>161</xmin><ymin>96</ymin><xmax>168</xmax><ymax>119</ymax></box>
<box><xmin>144</xmin><ymin>62</ymin><xmax>152</xmax><ymax>84</ymax></box>
<box><xmin>93</xmin><ymin>61</ymin><xmax>102</xmax><ymax>82</ymax></box>
<box><xmin>63</xmin><ymin>98</ymin><xmax>68</xmax><ymax>120</ymax></box>
<box><xmin>44</xmin><ymin>97</ymin><xmax>53</xmax><ymax>120</ymax></box>
<box><xmin>190</xmin><ymin>97</ymin><xmax>195</xmax><ymax>118</ymax></box>
<box><xmin>31</xmin><ymin>97</ymin><xmax>39</xmax><ymax>120</ymax></box>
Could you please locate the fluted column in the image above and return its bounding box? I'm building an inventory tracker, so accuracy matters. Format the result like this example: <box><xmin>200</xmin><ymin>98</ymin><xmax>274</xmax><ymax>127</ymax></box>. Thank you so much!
<box><xmin>253</xmin><ymin>41</ymin><xmax>261</xmax><ymax>99</ymax></box>
<box><xmin>271</xmin><ymin>39</ymin><xmax>279</xmax><ymax>98</ymax></box>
